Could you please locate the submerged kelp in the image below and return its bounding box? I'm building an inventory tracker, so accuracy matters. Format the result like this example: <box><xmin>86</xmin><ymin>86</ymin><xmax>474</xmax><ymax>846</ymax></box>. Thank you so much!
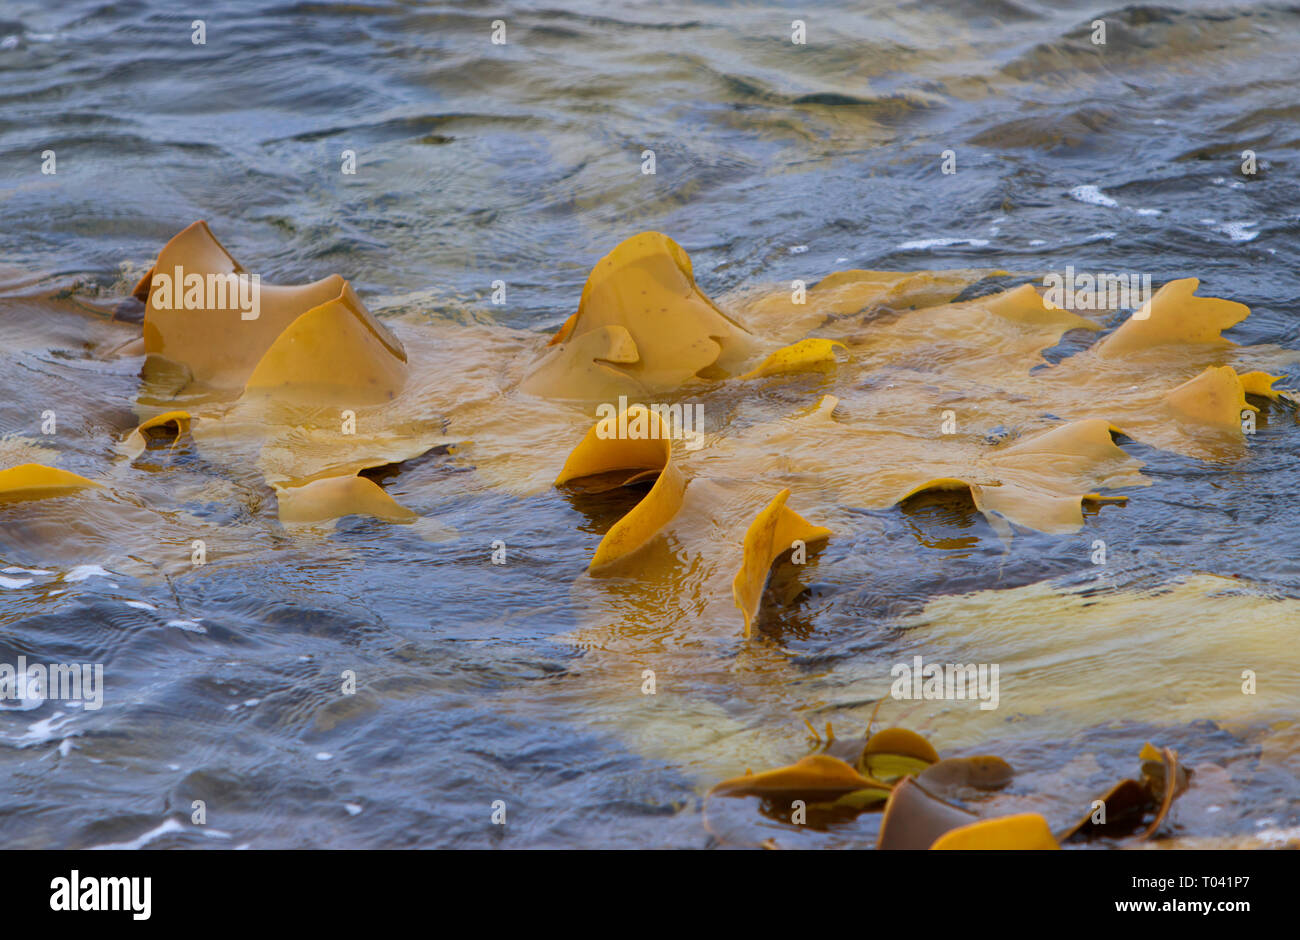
<box><xmin>4</xmin><ymin>0</ymin><xmax>1300</xmax><ymax>851</ymax></box>
<box><xmin>3</xmin><ymin>219</ymin><xmax>1294</xmax><ymax>850</ymax></box>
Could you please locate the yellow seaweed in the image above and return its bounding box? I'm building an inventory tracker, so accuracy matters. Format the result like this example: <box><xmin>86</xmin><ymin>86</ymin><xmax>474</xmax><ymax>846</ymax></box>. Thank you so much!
<box><xmin>739</xmin><ymin>338</ymin><xmax>844</xmax><ymax>380</ymax></box>
<box><xmin>276</xmin><ymin>474</ymin><xmax>417</xmax><ymax>525</ymax></box>
<box><xmin>930</xmin><ymin>813</ymin><xmax>1060</xmax><ymax>850</ymax></box>
<box><xmin>522</xmin><ymin>232</ymin><xmax>758</xmax><ymax>399</ymax></box>
<box><xmin>731</xmin><ymin>488</ymin><xmax>831</xmax><ymax>636</ymax></box>
<box><xmin>555</xmin><ymin>405</ymin><xmax>687</xmax><ymax>573</ymax></box>
<box><xmin>244</xmin><ymin>286</ymin><xmax>409</xmax><ymax>404</ymax></box>
<box><xmin>710</xmin><ymin>754</ymin><xmax>884</xmax><ymax>802</ymax></box>
<box><xmin>136</xmin><ymin>221</ymin><xmax>406</xmax><ymax>394</ymax></box>
<box><xmin>0</xmin><ymin>464</ymin><xmax>101</xmax><ymax>501</ymax></box>
<box><xmin>1095</xmin><ymin>278</ymin><xmax>1248</xmax><ymax>358</ymax></box>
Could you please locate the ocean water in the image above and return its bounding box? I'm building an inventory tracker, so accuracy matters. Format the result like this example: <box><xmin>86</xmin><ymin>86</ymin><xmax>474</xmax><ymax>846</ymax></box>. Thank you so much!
<box><xmin>0</xmin><ymin>0</ymin><xmax>1297</xmax><ymax>848</ymax></box>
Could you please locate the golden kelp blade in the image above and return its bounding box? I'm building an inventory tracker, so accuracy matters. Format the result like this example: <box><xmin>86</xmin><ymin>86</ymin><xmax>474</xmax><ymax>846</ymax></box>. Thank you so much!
<box><xmin>137</xmin><ymin>221</ymin><xmax>405</xmax><ymax>392</ymax></box>
<box><xmin>731</xmin><ymin>488</ymin><xmax>830</xmax><ymax>636</ymax></box>
<box><xmin>554</xmin><ymin>405</ymin><xmax>687</xmax><ymax>573</ymax></box>
<box><xmin>520</xmin><ymin>324</ymin><xmax>643</xmax><ymax>400</ymax></box>
<box><xmin>740</xmin><ymin>338</ymin><xmax>844</xmax><ymax>380</ymax></box>
<box><xmin>1095</xmin><ymin>277</ymin><xmax>1248</xmax><ymax>358</ymax></box>
<box><xmin>930</xmin><ymin>813</ymin><xmax>1059</xmax><ymax>850</ymax></box>
<box><xmin>555</xmin><ymin>404</ymin><xmax>673</xmax><ymax>484</ymax></box>
<box><xmin>886</xmin><ymin>419</ymin><xmax>1143</xmax><ymax>535</ymax></box>
<box><xmin>1239</xmin><ymin>370</ymin><xmax>1286</xmax><ymax>399</ymax></box>
<box><xmin>860</xmin><ymin>727</ymin><xmax>940</xmax><ymax>782</ymax></box>
<box><xmin>709</xmin><ymin>754</ymin><xmax>884</xmax><ymax>802</ymax></box>
<box><xmin>522</xmin><ymin>231</ymin><xmax>757</xmax><ymax>399</ymax></box>
<box><xmin>0</xmin><ymin>464</ymin><xmax>101</xmax><ymax>501</ymax></box>
<box><xmin>244</xmin><ymin>285</ymin><xmax>409</xmax><ymax>404</ymax></box>
<box><xmin>121</xmin><ymin>410</ymin><xmax>192</xmax><ymax>460</ymax></box>
<box><xmin>275</xmin><ymin>474</ymin><xmax>417</xmax><ymax>525</ymax></box>
<box><xmin>1163</xmin><ymin>365</ymin><xmax>1255</xmax><ymax>430</ymax></box>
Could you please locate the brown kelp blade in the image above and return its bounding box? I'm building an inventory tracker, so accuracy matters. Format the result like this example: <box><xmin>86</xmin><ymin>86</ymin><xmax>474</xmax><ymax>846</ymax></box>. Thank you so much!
<box><xmin>877</xmin><ymin>776</ymin><xmax>977</xmax><ymax>850</ymax></box>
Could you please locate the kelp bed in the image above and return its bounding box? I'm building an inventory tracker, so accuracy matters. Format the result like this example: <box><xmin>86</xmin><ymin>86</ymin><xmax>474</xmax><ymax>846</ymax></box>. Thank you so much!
<box><xmin>3</xmin><ymin>221</ymin><xmax>1300</xmax><ymax>849</ymax></box>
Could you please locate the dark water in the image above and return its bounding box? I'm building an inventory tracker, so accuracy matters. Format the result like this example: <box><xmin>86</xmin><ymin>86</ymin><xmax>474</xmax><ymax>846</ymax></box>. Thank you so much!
<box><xmin>0</xmin><ymin>0</ymin><xmax>1298</xmax><ymax>848</ymax></box>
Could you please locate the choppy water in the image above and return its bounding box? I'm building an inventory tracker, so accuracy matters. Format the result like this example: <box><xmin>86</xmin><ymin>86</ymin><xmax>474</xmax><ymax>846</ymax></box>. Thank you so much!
<box><xmin>0</xmin><ymin>0</ymin><xmax>1298</xmax><ymax>848</ymax></box>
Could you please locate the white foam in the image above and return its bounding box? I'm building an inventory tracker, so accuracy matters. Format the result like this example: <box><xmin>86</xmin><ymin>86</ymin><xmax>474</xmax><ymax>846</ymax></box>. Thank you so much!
<box><xmin>66</xmin><ymin>565</ymin><xmax>111</xmax><ymax>582</ymax></box>
<box><xmin>3</xmin><ymin>567</ymin><xmax>51</xmax><ymax>575</ymax></box>
<box><xmin>1217</xmin><ymin>220</ymin><xmax>1258</xmax><ymax>242</ymax></box>
<box><xmin>167</xmin><ymin>619</ymin><xmax>206</xmax><ymax>633</ymax></box>
<box><xmin>1069</xmin><ymin>184</ymin><xmax>1119</xmax><ymax>208</ymax></box>
<box><xmin>0</xmin><ymin>576</ymin><xmax>32</xmax><ymax>589</ymax></box>
<box><xmin>315</xmin><ymin>752</ymin><xmax>333</xmax><ymax>761</ymax></box>
<box><xmin>896</xmin><ymin>237</ymin><xmax>989</xmax><ymax>251</ymax></box>
<box><xmin>88</xmin><ymin>818</ymin><xmax>232</xmax><ymax>850</ymax></box>
<box><xmin>123</xmin><ymin>600</ymin><xmax>156</xmax><ymax>611</ymax></box>
<box><xmin>789</xmin><ymin>245</ymin><xmax>808</xmax><ymax>254</ymax></box>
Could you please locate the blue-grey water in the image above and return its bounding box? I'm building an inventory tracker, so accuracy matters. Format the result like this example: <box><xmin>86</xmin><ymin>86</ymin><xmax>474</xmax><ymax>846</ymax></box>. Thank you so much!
<box><xmin>0</xmin><ymin>0</ymin><xmax>1297</xmax><ymax>848</ymax></box>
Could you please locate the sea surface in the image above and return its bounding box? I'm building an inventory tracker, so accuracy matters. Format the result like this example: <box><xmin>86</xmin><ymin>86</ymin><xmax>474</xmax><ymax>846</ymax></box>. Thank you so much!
<box><xmin>0</xmin><ymin>0</ymin><xmax>1297</xmax><ymax>848</ymax></box>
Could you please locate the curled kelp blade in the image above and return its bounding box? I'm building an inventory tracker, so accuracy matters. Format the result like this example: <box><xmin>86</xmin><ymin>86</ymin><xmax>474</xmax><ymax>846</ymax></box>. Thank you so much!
<box><xmin>136</xmin><ymin>221</ymin><xmax>405</xmax><ymax>393</ymax></box>
<box><xmin>1139</xmin><ymin>743</ymin><xmax>1189</xmax><ymax>841</ymax></box>
<box><xmin>519</xmin><ymin>324</ymin><xmax>645</xmax><ymax>400</ymax></box>
<box><xmin>860</xmin><ymin>727</ymin><xmax>941</xmax><ymax>782</ymax></box>
<box><xmin>555</xmin><ymin>404</ymin><xmax>687</xmax><ymax>573</ymax></box>
<box><xmin>522</xmin><ymin>231</ymin><xmax>758</xmax><ymax>399</ymax></box>
<box><xmin>275</xmin><ymin>474</ymin><xmax>417</xmax><ymax>525</ymax></box>
<box><xmin>930</xmin><ymin>813</ymin><xmax>1059</xmax><ymax>850</ymax></box>
<box><xmin>1095</xmin><ymin>278</ymin><xmax>1248</xmax><ymax>359</ymax></box>
<box><xmin>0</xmin><ymin>463</ymin><xmax>101</xmax><ymax>501</ymax></box>
<box><xmin>120</xmin><ymin>410</ymin><xmax>192</xmax><ymax>460</ymax></box>
<box><xmin>877</xmin><ymin>776</ymin><xmax>977</xmax><ymax>850</ymax></box>
<box><xmin>731</xmin><ymin>488</ymin><xmax>830</xmax><ymax>636</ymax></box>
<box><xmin>243</xmin><ymin>283</ymin><xmax>408</xmax><ymax>405</ymax></box>
<box><xmin>1060</xmin><ymin>743</ymin><xmax>1189</xmax><ymax>843</ymax></box>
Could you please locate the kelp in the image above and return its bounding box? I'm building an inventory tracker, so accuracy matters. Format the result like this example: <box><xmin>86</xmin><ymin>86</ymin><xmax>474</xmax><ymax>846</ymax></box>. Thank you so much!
<box><xmin>0</xmin><ymin>463</ymin><xmax>100</xmax><ymax>501</ymax></box>
<box><xmin>731</xmin><ymin>489</ymin><xmax>830</xmax><ymax>635</ymax></box>
<box><xmin>709</xmin><ymin>725</ymin><xmax>1194</xmax><ymax>849</ymax></box>
<box><xmin>6</xmin><ymin>222</ymin><xmax>1298</xmax><ymax>849</ymax></box>
<box><xmin>1060</xmin><ymin>743</ymin><xmax>1191</xmax><ymax>842</ymax></box>
<box><xmin>121</xmin><ymin>410</ymin><xmax>192</xmax><ymax>461</ymax></box>
<box><xmin>554</xmin><ymin>404</ymin><xmax>687</xmax><ymax>573</ymax></box>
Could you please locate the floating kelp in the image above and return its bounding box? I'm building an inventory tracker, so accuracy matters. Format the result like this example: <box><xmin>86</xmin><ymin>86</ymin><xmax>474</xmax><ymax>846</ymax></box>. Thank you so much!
<box><xmin>120</xmin><ymin>410</ymin><xmax>192</xmax><ymax>461</ymax></box>
<box><xmin>731</xmin><ymin>489</ymin><xmax>830</xmax><ymax>635</ymax></box>
<box><xmin>707</xmin><ymin>725</ymin><xmax>1199</xmax><ymax>849</ymax></box>
<box><xmin>521</xmin><ymin>232</ymin><xmax>758</xmax><ymax>400</ymax></box>
<box><xmin>0</xmin><ymin>463</ymin><xmax>100</xmax><ymax>501</ymax></box>
<box><xmin>1061</xmin><ymin>743</ymin><xmax>1190</xmax><ymax>843</ymax></box>
<box><xmin>133</xmin><ymin>221</ymin><xmax>407</xmax><ymax>398</ymax></box>
<box><xmin>554</xmin><ymin>404</ymin><xmax>687</xmax><ymax>573</ymax></box>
